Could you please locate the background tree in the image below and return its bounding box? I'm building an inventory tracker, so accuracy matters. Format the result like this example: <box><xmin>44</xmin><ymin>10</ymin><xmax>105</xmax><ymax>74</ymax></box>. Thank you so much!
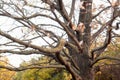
<box><xmin>14</xmin><ymin>57</ymin><xmax>72</xmax><ymax>80</ymax></box>
<box><xmin>0</xmin><ymin>57</ymin><xmax>15</xmax><ymax>80</ymax></box>
<box><xmin>0</xmin><ymin>0</ymin><xmax>120</xmax><ymax>80</ymax></box>
<box><xmin>94</xmin><ymin>39</ymin><xmax>120</xmax><ymax>80</ymax></box>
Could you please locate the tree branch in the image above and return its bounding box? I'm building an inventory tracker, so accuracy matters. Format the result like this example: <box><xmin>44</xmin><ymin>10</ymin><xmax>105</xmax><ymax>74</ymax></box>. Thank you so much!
<box><xmin>52</xmin><ymin>10</ymin><xmax>82</xmax><ymax>52</ymax></box>
<box><xmin>57</xmin><ymin>0</ymin><xmax>70</xmax><ymax>22</ymax></box>
<box><xmin>0</xmin><ymin>29</ymin><xmax>65</xmax><ymax>53</ymax></box>
<box><xmin>69</xmin><ymin>0</ymin><xmax>76</xmax><ymax>19</ymax></box>
<box><xmin>91</xmin><ymin>56</ymin><xmax>120</xmax><ymax>66</ymax></box>
<box><xmin>0</xmin><ymin>49</ymin><xmax>54</xmax><ymax>57</ymax></box>
<box><xmin>112</xmin><ymin>31</ymin><xmax>120</xmax><ymax>38</ymax></box>
<box><xmin>0</xmin><ymin>65</ymin><xmax>65</xmax><ymax>71</ymax></box>
<box><xmin>92</xmin><ymin>6</ymin><xmax>111</xmax><ymax>19</ymax></box>
<box><xmin>0</xmin><ymin>12</ymin><xmax>56</xmax><ymax>22</ymax></box>
<box><xmin>91</xmin><ymin>27</ymin><xmax>112</xmax><ymax>59</ymax></box>
<box><xmin>91</xmin><ymin>19</ymin><xmax>113</xmax><ymax>42</ymax></box>
<box><xmin>91</xmin><ymin>14</ymin><xmax>118</xmax><ymax>59</ymax></box>
<box><xmin>56</xmin><ymin>52</ymin><xmax>82</xmax><ymax>80</ymax></box>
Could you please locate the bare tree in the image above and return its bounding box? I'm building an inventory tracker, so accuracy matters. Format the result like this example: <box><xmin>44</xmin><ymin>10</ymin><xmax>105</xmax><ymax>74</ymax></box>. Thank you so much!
<box><xmin>0</xmin><ymin>0</ymin><xmax>120</xmax><ymax>80</ymax></box>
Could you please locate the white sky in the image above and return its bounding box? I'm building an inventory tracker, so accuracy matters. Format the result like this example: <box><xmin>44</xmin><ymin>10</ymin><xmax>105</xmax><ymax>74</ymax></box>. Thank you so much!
<box><xmin>7</xmin><ymin>54</ymin><xmax>40</xmax><ymax>67</ymax></box>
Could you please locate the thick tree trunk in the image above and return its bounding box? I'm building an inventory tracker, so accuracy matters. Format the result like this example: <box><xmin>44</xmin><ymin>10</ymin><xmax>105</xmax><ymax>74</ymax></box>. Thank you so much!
<box><xmin>70</xmin><ymin>53</ymin><xmax>94</xmax><ymax>80</ymax></box>
<box><xmin>68</xmin><ymin>0</ymin><xmax>93</xmax><ymax>80</ymax></box>
<box><xmin>67</xmin><ymin>44</ymin><xmax>94</xmax><ymax>80</ymax></box>
<box><xmin>79</xmin><ymin>69</ymin><xmax>94</xmax><ymax>80</ymax></box>
<box><xmin>77</xmin><ymin>54</ymin><xmax>94</xmax><ymax>80</ymax></box>
<box><xmin>77</xmin><ymin>0</ymin><xmax>93</xmax><ymax>79</ymax></box>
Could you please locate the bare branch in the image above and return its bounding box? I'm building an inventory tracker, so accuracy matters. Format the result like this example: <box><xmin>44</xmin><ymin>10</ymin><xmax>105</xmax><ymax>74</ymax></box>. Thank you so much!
<box><xmin>91</xmin><ymin>12</ymin><xmax>118</xmax><ymax>59</ymax></box>
<box><xmin>91</xmin><ymin>25</ymin><xmax>112</xmax><ymax>59</ymax></box>
<box><xmin>112</xmin><ymin>31</ymin><xmax>120</xmax><ymax>38</ymax></box>
<box><xmin>92</xmin><ymin>6</ymin><xmax>111</xmax><ymax>19</ymax></box>
<box><xmin>0</xmin><ymin>29</ymin><xmax>65</xmax><ymax>53</ymax></box>
<box><xmin>0</xmin><ymin>49</ymin><xmax>54</xmax><ymax>57</ymax></box>
<box><xmin>57</xmin><ymin>0</ymin><xmax>70</xmax><ymax>22</ymax></box>
<box><xmin>0</xmin><ymin>65</ymin><xmax>65</xmax><ymax>71</ymax></box>
<box><xmin>0</xmin><ymin>12</ymin><xmax>56</xmax><ymax>21</ymax></box>
<box><xmin>91</xmin><ymin>56</ymin><xmax>120</xmax><ymax>66</ymax></box>
<box><xmin>56</xmin><ymin>52</ymin><xmax>82</xmax><ymax>80</ymax></box>
<box><xmin>69</xmin><ymin>0</ymin><xmax>76</xmax><ymax>19</ymax></box>
<box><xmin>91</xmin><ymin>20</ymin><xmax>110</xmax><ymax>42</ymax></box>
<box><xmin>52</xmin><ymin>10</ymin><xmax>82</xmax><ymax>52</ymax></box>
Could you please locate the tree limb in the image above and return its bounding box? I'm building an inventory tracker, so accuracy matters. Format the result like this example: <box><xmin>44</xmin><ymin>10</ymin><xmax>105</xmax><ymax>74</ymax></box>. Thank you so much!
<box><xmin>91</xmin><ymin>14</ymin><xmax>118</xmax><ymax>59</ymax></box>
<box><xmin>52</xmin><ymin>10</ymin><xmax>82</xmax><ymax>52</ymax></box>
<box><xmin>91</xmin><ymin>56</ymin><xmax>120</xmax><ymax>66</ymax></box>
<box><xmin>91</xmin><ymin>19</ymin><xmax>112</xmax><ymax>42</ymax></box>
<box><xmin>91</xmin><ymin>25</ymin><xmax>112</xmax><ymax>59</ymax></box>
<box><xmin>56</xmin><ymin>52</ymin><xmax>82</xmax><ymax>80</ymax></box>
<box><xmin>92</xmin><ymin>6</ymin><xmax>111</xmax><ymax>19</ymax></box>
<box><xmin>57</xmin><ymin>0</ymin><xmax>70</xmax><ymax>22</ymax></box>
<box><xmin>69</xmin><ymin>0</ymin><xmax>76</xmax><ymax>19</ymax></box>
<box><xmin>0</xmin><ymin>65</ymin><xmax>65</xmax><ymax>71</ymax></box>
<box><xmin>0</xmin><ymin>49</ymin><xmax>54</xmax><ymax>57</ymax></box>
<box><xmin>0</xmin><ymin>29</ymin><xmax>65</xmax><ymax>53</ymax></box>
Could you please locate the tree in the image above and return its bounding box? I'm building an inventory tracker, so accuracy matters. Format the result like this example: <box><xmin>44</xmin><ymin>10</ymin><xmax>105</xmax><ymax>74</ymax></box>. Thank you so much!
<box><xmin>94</xmin><ymin>41</ymin><xmax>120</xmax><ymax>80</ymax></box>
<box><xmin>14</xmin><ymin>57</ymin><xmax>72</xmax><ymax>80</ymax></box>
<box><xmin>0</xmin><ymin>0</ymin><xmax>120</xmax><ymax>80</ymax></box>
<box><xmin>0</xmin><ymin>57</ymin><xmax>15</xmax><ymax>80</ymax></box>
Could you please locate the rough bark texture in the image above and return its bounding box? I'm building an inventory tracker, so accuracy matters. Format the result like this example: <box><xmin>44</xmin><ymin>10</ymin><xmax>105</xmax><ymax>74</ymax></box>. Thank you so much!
<box><xmin>68</xmin><ymin>0</ymin><xmax>93</xmax><ymax>80</ymax></box>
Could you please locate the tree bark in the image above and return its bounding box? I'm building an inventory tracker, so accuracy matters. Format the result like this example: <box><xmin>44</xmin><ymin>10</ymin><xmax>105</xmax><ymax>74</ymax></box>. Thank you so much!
<box><xmin>68</xmin><ymin>0</ymin><xmax>93</xmax><ymax>80</ymax></box>
<box><xmin>77</xmin><ymin>54</ymin><xmax>94</xmax><ymax>80</ymax></box>
<box><xmin>69</xmin><ymin>53</ymin><xmax>94</xmax><ymax>80</ymax></box>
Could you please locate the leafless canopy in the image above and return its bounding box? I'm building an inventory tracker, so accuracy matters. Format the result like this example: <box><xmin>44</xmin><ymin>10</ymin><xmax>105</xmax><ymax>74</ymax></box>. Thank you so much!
<box><xmin>0</xmin><ymin>0</ymin><xmax>120</xmax><ymax>80</ymax></box>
